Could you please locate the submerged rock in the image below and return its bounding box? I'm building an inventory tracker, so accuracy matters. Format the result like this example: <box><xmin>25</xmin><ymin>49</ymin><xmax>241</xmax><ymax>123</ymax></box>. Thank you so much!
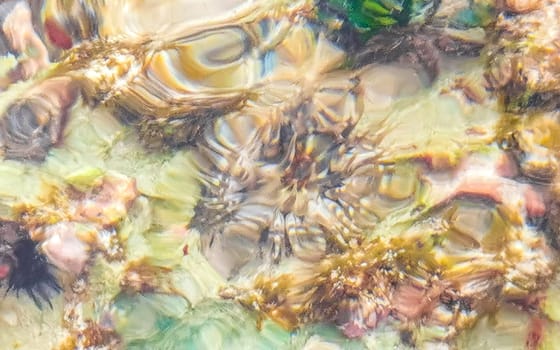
<box><xmin>0</xmin><ymin>1</ymin><xmax>559</xmax><ymax>349</ymax></box>
<box><xmin>0</xmin><ymin>0</ymin><xmax>314</xmax><ymax>160</ymax></box>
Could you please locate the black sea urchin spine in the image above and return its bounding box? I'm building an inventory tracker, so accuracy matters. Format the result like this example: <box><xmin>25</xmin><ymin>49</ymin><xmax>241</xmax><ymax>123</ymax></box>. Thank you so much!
<box><xmin>8</xmin><ymin>237</ymin><xmax>62</xmax><ymax>308</ymax></box>
<box><xmin>0</xmin><ymin>222</ymin><xmax>61</xmax><ymax>308</ymax></box>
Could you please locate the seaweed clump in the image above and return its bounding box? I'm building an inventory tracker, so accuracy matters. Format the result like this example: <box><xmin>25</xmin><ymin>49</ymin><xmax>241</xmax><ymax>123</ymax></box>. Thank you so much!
<box><xmin>317</xmin><ymin>0</ymin><xmax>440</xmax><ymax>40</ymax></box>
<box><xmin>318</xmin><ymin>0</ymin><xmax>490</xmax><ymax>83</ymax></box>
<box><xmin>485</xmin><ymin>0</ymin><xmax>560</xmax><ymax>112</ymax></box>
<box><xmin>228</xmin><ymin>198</ymin><xmax>558</xmax><ymax>341</ymax></box>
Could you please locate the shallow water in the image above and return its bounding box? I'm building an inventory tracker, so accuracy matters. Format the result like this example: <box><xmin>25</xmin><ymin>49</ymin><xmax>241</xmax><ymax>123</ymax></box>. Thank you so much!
<box><xmin>0</xmin><ymin>0</ymin><xmax>559</xmax><ymax>349</ymax></box>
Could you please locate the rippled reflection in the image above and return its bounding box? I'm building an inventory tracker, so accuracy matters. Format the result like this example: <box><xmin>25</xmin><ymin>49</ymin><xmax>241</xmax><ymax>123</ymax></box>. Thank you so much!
<box><xmin>0</xmin><ymin>0</ymin><xmax>559</xmax><ymax>349</ymax></box>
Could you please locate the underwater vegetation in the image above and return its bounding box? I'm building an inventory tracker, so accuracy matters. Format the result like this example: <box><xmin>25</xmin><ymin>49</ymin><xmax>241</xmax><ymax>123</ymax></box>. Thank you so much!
<box><xmin>0</xmin><ymin>0</ymin><xmax>559</xmax><ymax>349</ymax></box>
<box><xmin>485</xmin><ymin>0</ymin><xmax>560</xmax><ymax>112</ymax></box>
